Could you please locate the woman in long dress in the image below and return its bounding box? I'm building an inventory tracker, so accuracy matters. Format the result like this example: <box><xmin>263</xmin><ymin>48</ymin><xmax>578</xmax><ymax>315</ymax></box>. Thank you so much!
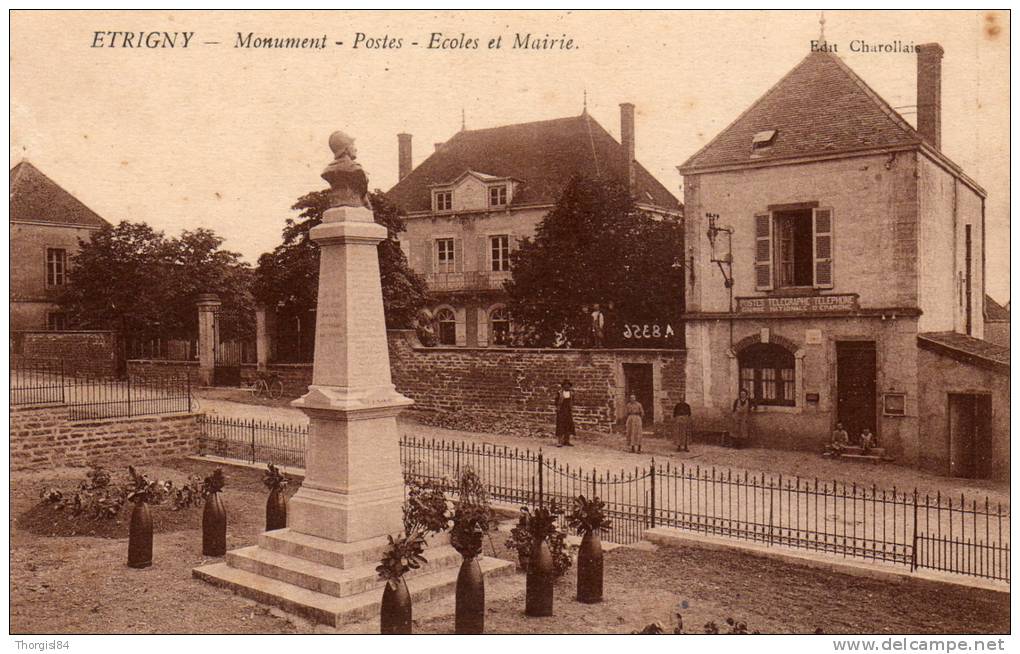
<box><xmin>625</xmin><ymin>394</ymin><xmax>644</xmax><ymax>453</ymax></box>
<box><xmin>731</xmin><ymin>388</ymin><xmax>755</xmax><ymax>447</ymax></box>
<box><xmin>555</xmin><ymin>380</ymin><xmax>575</xmax><ymax>447</ymax></box>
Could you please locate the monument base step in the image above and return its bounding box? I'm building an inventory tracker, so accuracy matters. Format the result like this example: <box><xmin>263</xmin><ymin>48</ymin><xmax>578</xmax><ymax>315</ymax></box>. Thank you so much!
<box><xmin>194</xmin><ymin>554</ymin><xmax>515</xmax><ymax>628</ymax></box>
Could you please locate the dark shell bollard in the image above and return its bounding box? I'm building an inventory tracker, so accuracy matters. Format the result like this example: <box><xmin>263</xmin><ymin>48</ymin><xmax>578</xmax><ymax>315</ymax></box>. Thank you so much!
<box><xmin>576</xmin><ymin>530</ymin><xmax>604</xmax><ymax>603</ymax></box>
<box><xmin>266</xmin><ymin>487</ymin><xmax>287</xmax><ymax>531</ymax></box>
<box><xmin>202</xmin><ymin>493</ymin><xmax>227</xmax><ymax>556</ymax></box>
<box><xmin>380</xmin><ymin>578</ymin><xmax>413</xmax><ymax>634</ymax></box>
<box><xmin>525</xmin><ymin>537</ymin><xmax>554</xmax><ymax>616</ymax></box>
<box><xmin>455</xmin><ymin>556</ymin><xmax>485</xmax><ymax>634</ymax></box>
<box><xmin>127</xmin><ymin>500</ymin><xmax>153</xmax><ymax>568</ymax></box>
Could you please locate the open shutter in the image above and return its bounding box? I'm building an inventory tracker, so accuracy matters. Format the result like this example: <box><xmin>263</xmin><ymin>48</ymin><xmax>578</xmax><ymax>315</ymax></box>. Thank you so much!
<box><xmin>477</xmin><ymin>235</ymin><xmax>488</xmax><ymax>272</ymax></box>
<box><xmin>454</xmin><ymin>238</ymin><xmax>464</xmax><ymax>273</ymax></box>
<box><xmin>754</xmin><ymin>213</ymin><xmax>773</xmax><ymax>291</ymax></box>
<box><xmin>422</xmin><ymin>240</ymin><xmax>434</xmax><ymax>275</ymax></box>
<box><xmin>813</xmin><ymin>208</ymin><xmax>834</xmax><ymax>289</ymax></box>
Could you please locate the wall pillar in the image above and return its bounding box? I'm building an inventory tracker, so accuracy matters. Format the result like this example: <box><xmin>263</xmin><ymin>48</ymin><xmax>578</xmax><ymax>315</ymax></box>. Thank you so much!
<box><xmin>255</xmin><ymin>305</ymin><xmax>277</xmax><ymax>371</ymax></box>
<box><xmin>195</xmin><ymin>293</ymin><xmax>221</xmax><ymax>386</ymax></box>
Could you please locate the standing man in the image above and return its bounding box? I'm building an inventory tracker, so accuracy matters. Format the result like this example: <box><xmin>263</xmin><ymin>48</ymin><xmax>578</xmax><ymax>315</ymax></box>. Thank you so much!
<box><xmin>590</xmin><ymin>304</ymin><xmax>605</xmax><ymax>348</ymax></box>
<box><xmin>673</xmin><ymin>400</ymin><xmax>693</xmax><ymax>452</ymax></box>
<box><xmin>555</xmin><ymin>380</ymin><xmax>576</xmax><ymax>447</ymax></box>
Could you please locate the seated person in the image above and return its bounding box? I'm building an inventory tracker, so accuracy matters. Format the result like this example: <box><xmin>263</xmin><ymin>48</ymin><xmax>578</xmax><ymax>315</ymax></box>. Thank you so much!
<box><xmin>859</xmin><ymin>427</ymin><xmax>876</xmax><ymax>453</ymax></box>
<box><xmin>826</xmin><ymin>422</ymin><xmax>850</xmax><ymax>455</ymax></box>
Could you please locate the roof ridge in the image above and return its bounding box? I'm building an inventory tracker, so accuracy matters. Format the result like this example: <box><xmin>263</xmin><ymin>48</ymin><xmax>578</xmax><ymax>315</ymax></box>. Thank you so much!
<box><xmin>458</xmin><ymin>113</ymin><xmax>586</xmax><ymax>136</ymax></box>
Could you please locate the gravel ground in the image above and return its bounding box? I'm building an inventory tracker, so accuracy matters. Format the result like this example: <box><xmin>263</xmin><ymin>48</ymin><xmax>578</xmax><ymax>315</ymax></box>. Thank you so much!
<box><xmin>10</xmin><ymin>459</ymin><xmax>1009</xmax><ymax>635</ymax></box>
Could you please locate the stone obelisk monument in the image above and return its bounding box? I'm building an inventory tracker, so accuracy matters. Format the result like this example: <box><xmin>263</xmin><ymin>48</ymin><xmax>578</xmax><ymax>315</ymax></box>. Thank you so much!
<box><xmin>194</xmin><ymin>132</ymin><xmax>512</xmax><ymax>628</ymax></box>
<box><xmin>287</xmin><ymin>130</ymin><xmax>412</xmax><ymax>543</ymax></box>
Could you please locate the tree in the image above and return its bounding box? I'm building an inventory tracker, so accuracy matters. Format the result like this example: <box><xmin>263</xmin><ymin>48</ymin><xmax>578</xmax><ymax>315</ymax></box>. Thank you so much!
<box><xmin>252</xmin><ymin>189</ymin><xmax>430</xmax><ymax>333</ymax></box>
<box><xmin>60</xmin><ymin>223</ymin><xmax>254</xmax><ymax>341</ymax></box>
<box><xmin>504</xmin><ymin>175</ymin><xmax>684</xmax><ymax>347</ymax></box>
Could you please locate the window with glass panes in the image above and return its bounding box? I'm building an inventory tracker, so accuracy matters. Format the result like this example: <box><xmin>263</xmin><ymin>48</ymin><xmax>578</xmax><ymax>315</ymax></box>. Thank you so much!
<box><xmin>46</xmin><ymin>248</ymin><xmax>67</xmax><ymax>286</ymax></box>
<box><xmin>489</xmin><ymin>185</ymin><xmax>507</xmax><ymax>207</ymax></box>
<box><xmin>436</xmin><ymin>238</ymin><xmax>455</xmax><ymax>273</ymax></box>
<box><xmin>490</xmin><ymin>235</ymin><xmax>510</xmax><ymax>271</ymax></box>
<box><xmin>737</xmin><ymin>343</ymin><xmax>795</xmax><ymax>407</ymax></box>
<box><xmin>489</xmin><ymin>306</ymin><xmax>510</xmax><ymax>345</ymax></box>
<box><xmin>435</xmin><ymin>191</ymin><xmax>452</xmax><ymax>212</ymax></box>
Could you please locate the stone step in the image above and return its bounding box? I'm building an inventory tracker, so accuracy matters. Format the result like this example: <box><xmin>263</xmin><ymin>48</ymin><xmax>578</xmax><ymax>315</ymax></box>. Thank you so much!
<box><xmin>258</xmin><ymin>528</ymin><xmax>450</xmax><ymax>570</ymax></box>
<box><xmin>226</xmin><ymin>543</ymin><xmax>464</xmax><ymax>599</ymax></box>
<box><xmin>839</xmin><ymin>453</ymin><xmax>883</xmax><ymax>464</ymax></box>
<box><xmin>193</xmin><ymin>554</ymin><xmax>515</xmax><ymax>628</ymax></box>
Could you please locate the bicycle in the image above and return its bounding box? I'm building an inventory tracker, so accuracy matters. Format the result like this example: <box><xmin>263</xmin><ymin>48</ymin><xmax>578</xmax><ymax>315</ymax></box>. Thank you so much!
<box><xmin>247</xmin><ymin>370</ymin><xmax>284</xmax><ymax>400</ymax></box>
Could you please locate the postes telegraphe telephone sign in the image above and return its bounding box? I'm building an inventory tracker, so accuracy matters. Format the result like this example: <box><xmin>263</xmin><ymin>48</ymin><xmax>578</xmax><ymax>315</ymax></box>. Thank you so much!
<box><xmin>736</xmin><ymin>294</ymin><xmax>860</xmax><ymax>315</ymax></box>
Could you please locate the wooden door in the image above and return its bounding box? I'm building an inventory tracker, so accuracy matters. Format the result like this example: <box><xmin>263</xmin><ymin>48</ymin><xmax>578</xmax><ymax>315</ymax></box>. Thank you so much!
<box><xmin>835</xmin><ymin>341</ymin><xmax>877</xmax><ymax>441</ymax></box>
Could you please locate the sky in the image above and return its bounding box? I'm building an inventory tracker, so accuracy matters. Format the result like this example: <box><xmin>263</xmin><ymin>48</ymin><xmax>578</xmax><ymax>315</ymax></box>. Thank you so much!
<box><xmin>10</xmin><ymin>10</ymin><xmax>1011</xmax><ymax>302</ymax></box>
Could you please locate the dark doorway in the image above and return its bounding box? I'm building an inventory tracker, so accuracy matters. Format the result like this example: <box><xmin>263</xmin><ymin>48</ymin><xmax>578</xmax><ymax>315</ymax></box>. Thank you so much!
<box><xmin>835</xmin><ymin>341</ymin><xmax>877</xmax><ymax>441</ymax></box>
<box><xmin>948</xmin><ymin>393</ymin><xmax>993</xmax><ymax>479</ymax></box>
<box><xmin>623</xmin><ymin>363</ymin><xmax>654</xmax><ymax>425</ymax></box>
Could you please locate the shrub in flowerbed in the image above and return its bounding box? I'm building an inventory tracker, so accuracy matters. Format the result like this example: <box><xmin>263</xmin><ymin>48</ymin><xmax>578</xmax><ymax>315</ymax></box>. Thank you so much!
<box><xmin>20</xmin><ymin>465</ymin><xmax>207</xmax><ymax>538</ymax></box>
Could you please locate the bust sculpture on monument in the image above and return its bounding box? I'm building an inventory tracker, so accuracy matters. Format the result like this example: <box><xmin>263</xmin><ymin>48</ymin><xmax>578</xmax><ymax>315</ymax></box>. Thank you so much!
<box><xmin>321</xmin><ymin>130</ymin><xmax>373</xmax><ymax>210</ymax></box>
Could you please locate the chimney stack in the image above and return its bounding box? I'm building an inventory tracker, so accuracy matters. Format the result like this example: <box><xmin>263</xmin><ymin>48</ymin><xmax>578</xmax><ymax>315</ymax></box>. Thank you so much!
<box><xmin>397</xmin><ymin>133</ymin><xmax>413</xmax><ymax>180</ymax></box>
<box><xmin>619</xmin><ymin>103</ymin><xmax>636</xmax><ymax>193</ymax></box>
<box><xmin>916</xmin><ymin>43</ymin><xmax>944</xmax><ymax>150</ymax></box>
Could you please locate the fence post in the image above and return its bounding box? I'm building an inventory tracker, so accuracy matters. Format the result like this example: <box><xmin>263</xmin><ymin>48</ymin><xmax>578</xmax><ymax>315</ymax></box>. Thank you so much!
<box><xmin>187</xmin><ymin>374</ymin><xmax>192</xmax><ymax>413</ymax></box>
<box><xmin>649</xmin><ymin>459</ymin><xmax>656</xmax><ymax>529</ymax></box>
<box><xmin>538</xmin><ymin>449</ymin><xmax>544</xmax><ymax>509</ymax></box>
<box><xmin>768</xmin><ymin>476</ymin><xmax>775</xmax><ymax>546</ymax></box>
<box><xmin>250</xmin><ymin>419</ymin><xmax>257</xmax><ymax>464</ymax></box>
<box><xmin>126</xmin><ymin>374</ymin><xmax>132</xmax><ymax>417</ymax></box>
<box><xmin>910</xmin><ymin>489</ymin><xmax>919</xmax><ymax>572</ymax></box>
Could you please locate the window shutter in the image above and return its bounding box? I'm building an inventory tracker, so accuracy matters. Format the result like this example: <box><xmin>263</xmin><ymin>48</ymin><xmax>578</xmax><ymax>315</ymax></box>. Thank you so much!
<box><xmin>477</xmin><ymin>236</ymin><xmax>487</xmax><ymax>272</ymax></box>
<box><xmin>813</xmin><ymin>208</ymin><xmax>834</xmax><ymax>289</ymax></box>
<box><xmin>422</xmin><ymin>240</ymin><xmax>433</xmax><ymax>275</ymax></box>
<box><xmin>754</xmin><ymin>213</ymin><xmax>773</xmax><ymax>291</ymax></box>
<box><xmin>454</xmin><ymin>238</ymin><xmax>464</xmax><ymax>273</ymax></box>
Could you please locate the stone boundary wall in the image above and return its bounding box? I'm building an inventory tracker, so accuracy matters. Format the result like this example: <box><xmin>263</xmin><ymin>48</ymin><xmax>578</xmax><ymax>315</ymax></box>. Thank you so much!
<box><xmin>13</xmin><ymin>330</ymin><xmax>121</xmax><ymax>378</ymax></box>
<box><xmin>387</xmin><ymin>330</ymin><xmax>685</xmax><ymax>432</ymax></box>
<box><xmin>10</xmin><ymin>404</ymin><xmax>202</xmax><ymax>471</ymax></box>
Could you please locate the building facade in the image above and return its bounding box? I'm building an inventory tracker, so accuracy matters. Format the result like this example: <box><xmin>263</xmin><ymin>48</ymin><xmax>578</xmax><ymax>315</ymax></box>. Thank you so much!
<box><xmin>678</xmin><ymin>44</ymin><xmax>999</xmax><ymax>476</ymax></box>
<box><xmin>385</xmin><ymin>104</ymin><xmax>682</xmax><ymax>347</ymax></box>
<box><xmin>9</xmin><ymin>161</ymin><xmax>111</xmax><ymax>331</ymax></box>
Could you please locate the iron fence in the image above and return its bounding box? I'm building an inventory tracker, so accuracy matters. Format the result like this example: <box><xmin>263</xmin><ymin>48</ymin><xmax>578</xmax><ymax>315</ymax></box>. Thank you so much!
<box><xmin>65</xmin><ymin>374</ymin><xmax>193</xmax><ymax>420</ymax></box>
<box><xmin>194</xmin><ymin>418</ymin><xmax>1010</xmax><ymax>583</ymax></box>
<box><xmin>198</xmin><ymin>415</ymin><xmax>306</xmax><ymax>467</ymax></box>
<box><xmin>10</xmin><ymin>359</ymin><xmax>66</xmax><ymax>406</ymax></box>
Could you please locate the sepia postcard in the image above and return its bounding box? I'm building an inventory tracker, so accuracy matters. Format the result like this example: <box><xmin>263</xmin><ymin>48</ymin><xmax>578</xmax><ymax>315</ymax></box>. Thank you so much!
<box><xmin>7</xmin><ymin>8</ymin><xmax>1012</xmax><ymax>647</ymax></box>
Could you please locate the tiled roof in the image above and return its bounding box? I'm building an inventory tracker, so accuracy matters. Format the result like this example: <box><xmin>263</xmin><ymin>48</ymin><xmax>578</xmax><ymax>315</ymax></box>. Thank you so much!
<box><xmin>385</xmin><ymin>114</ymin><xmax>681</xmax><ymax>214</ymax></box>
<box><xmin>985</xmin><ymin>294</ymin><xmax>1010</xmax><ymax>321</ymax></box>
<box><xmin>918</xmin><ymin>331</ymin><xmax>1009</xmax><ymax>374</ymax></box>
<box><xmin>10</xmin><ymin>161</ymin><xmax>110</xmax><ymax>229</ymax></box>
<box><xmin>679</xmin><ymin>51</ymin><xmax>924</xmax><ymax>173</ymax></box>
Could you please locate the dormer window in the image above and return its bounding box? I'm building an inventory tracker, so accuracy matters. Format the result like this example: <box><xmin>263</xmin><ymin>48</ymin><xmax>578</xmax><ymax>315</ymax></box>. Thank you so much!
<box><xmin>434</xmin><ymin>190</ymin><xmax>453</xmax><ymax>212</ymax></box>
<box><xmin>751</xmin><ymin>130</ymin><xmax>778</xmax><ymax>155</ymax></box>
<box><xmin>489</xmin><ymin>185</ymin><xmax>507</xmax><ymax>207</ymax></box>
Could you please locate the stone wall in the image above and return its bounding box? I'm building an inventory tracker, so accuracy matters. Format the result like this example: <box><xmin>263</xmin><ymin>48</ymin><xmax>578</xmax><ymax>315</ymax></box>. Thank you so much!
<box><xmin>13</xmin><ymin>330</ymin><xmax>121</xmax><ymax>378</ymax></box>
<box><xmin>10</xmin><ymin>404</ymin><xmax>202</xmax><ymax>471</ymax></box>
<box><xmin>387</xmin><ymin>330</ymin><xmax>685</xmax><ymax>432</ymax></box>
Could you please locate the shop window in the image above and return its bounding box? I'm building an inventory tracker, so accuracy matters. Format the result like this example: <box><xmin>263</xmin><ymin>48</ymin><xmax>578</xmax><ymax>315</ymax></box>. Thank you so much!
<box><xmin>436</xmin><ymin>308</ymin><xmax>456</xmax><ymax>345</ymax></box>
<box><xmin>490</xmin><ymin>306</ymin><xmax>510</xmax><ymax>345</ymax></box>
<box><xmin>738</xmin><ymin>342</ymin><xmax>795</xmax><ymax>407</ymax></box>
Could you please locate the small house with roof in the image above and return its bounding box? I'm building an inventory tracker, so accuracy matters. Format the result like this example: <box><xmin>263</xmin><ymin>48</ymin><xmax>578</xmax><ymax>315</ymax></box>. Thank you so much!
<box><xmin>385</xmin><ymin>104</ymin><xmax>682</xmax><ymax>348</ymax></box>
<box><xmin>677</xmin><ymin>42</ymin><xmax>1005</xmax><ymax>479</ymax></box>
<box><xmin>9</xmin><ymin>161</ymin><xmax>111</xmax><ymax>331</ymax></box>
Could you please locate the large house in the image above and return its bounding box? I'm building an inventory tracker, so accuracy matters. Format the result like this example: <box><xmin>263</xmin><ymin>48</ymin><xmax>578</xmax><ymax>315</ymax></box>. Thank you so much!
<box><xmin>9</xmin><ymin>161</ymin><xmax>110</xmax><ymax>331</ymax></box>
<box><xmin>385</xmin><ymin>104</ymin><xmax>682</xmax><ymax>347</ymax></box>
<box><xmin>678</xmin><ymin>43</ymin><xmax>1007</xmax><ymax>479</ymax></box>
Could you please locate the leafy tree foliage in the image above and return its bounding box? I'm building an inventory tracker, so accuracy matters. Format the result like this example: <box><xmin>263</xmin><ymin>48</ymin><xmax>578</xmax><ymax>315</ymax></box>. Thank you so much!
<box><xmin>252</xmin><ymin>189</ymin><xmax>430</xmax><ymax>331</ymax></box>
<box><xmin>59</xmin><ymin>223</ymin><xmax>253</xmax><ymax>340</ymax></box>
<box><xmin>504</xmin><ymin>175</ymin><xmax>684</xmax><ymax>347</ymax></box>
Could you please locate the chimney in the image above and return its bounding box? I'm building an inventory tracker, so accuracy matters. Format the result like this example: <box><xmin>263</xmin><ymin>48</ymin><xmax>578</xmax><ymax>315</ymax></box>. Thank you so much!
<box><xmin>916</xmin><ymin>43</ymin><xmax>944</xmax><ymax>150</ymax></box>
<box><xmin>397</xmin><ymin>133</ymin><xmax>413</xmax><ymax>180</ymax></box>
<box><xmin>619</xmin><ymin>103</ymin><xmax>636</xmax><ymax>193</ymax></box>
